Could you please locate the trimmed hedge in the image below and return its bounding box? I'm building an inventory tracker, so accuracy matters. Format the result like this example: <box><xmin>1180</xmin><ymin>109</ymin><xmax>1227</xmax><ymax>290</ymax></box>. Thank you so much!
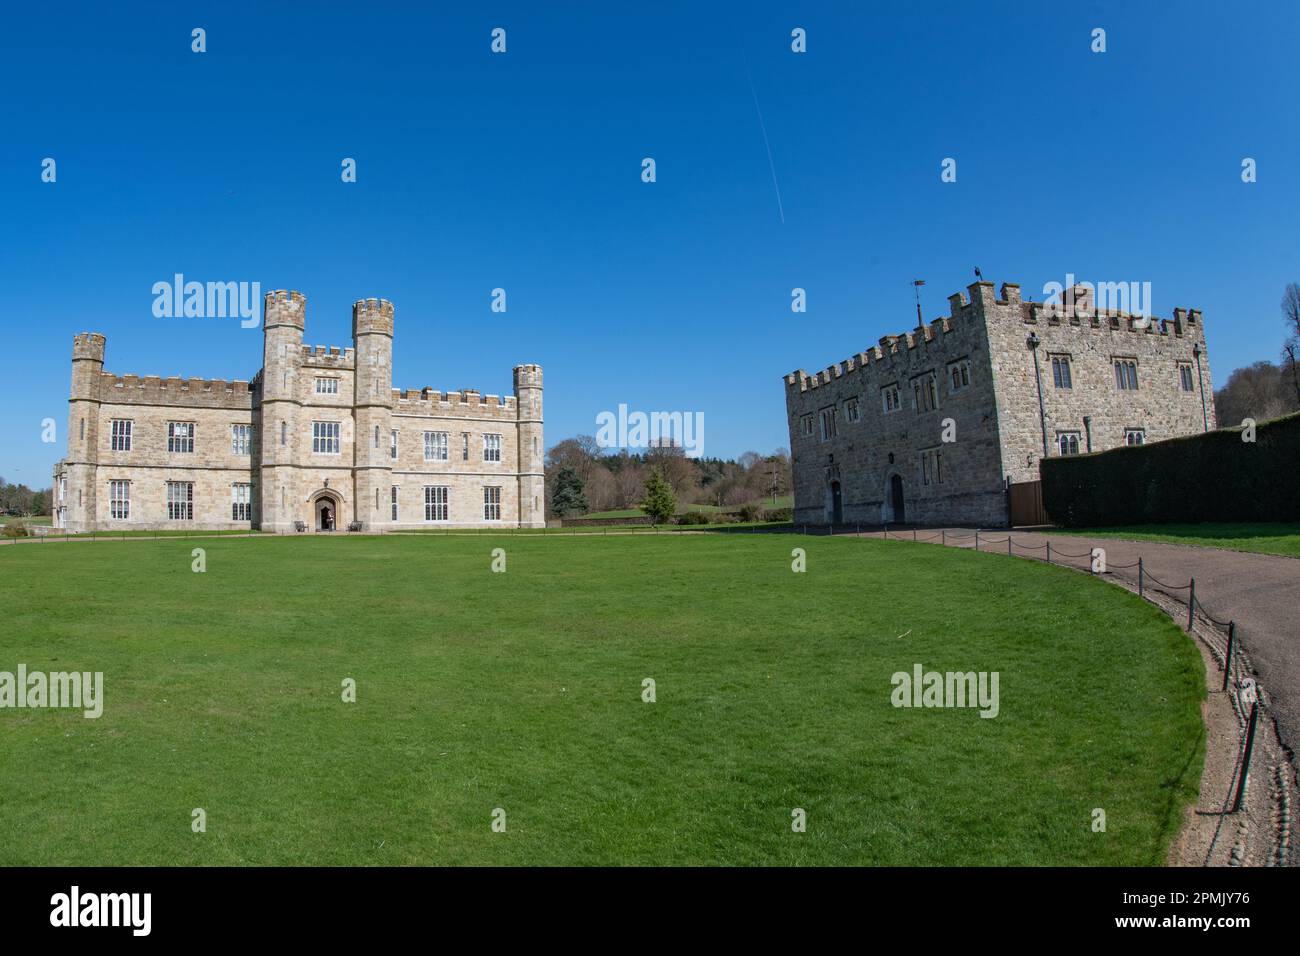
<box><xmin>1040</xmin><ymin>412</ymin><xmax>1300</xmax><ymax>527</ymax></box>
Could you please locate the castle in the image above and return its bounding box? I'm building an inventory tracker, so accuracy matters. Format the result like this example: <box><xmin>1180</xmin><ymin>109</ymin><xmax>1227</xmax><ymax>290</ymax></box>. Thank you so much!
<box><xmin>784</xmin><ymin>279</ymin><xmax>1215</xmax><ymax>528</ymax></box>
<box><xmin>52</xmin><ymin>290</ymin><xmax>544</xmax><ymax>532</ymax></box>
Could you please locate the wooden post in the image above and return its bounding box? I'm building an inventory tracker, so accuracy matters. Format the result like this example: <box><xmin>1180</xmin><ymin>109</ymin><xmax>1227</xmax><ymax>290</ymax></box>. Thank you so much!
<box><xmin>1138</xmin><ymin>558</ymin><xmax>1144</xmax><ymax>597</ymax></box>
<box><xmin>1047</xmin><ymin>541</ymin><xmax>1052</xmax><ymax>565</ymax></box>
<box><xmin>1187</xmin><ymin>578</ymin><xmax>1195</xmax><ymax>631</ymax></box>
<box><xmin>1222</xmin><ymin>622</ymin><xmax>1236</xmax><ymax>693</ymax></box>
<box><xmin>1232</xmin><ymin>701</ymin><xmax>1260</xmax><ymax>812</ymax></box>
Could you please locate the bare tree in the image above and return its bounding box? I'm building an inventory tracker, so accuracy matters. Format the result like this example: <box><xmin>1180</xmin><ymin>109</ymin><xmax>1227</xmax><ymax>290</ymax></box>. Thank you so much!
<box><xmin>1283</xmin><ymin>283</ymin><xmax>1300</xmax><ymax>405</ymax></box>
<box><xmin>1214</xmin><ymin>360</ymin><xmax>1299</xmax><ymax>427</ymax></box>
<box><xmin>645</xmin><ymin>443</ymin><xmax>697</xmax><ymax>500</ymax></box>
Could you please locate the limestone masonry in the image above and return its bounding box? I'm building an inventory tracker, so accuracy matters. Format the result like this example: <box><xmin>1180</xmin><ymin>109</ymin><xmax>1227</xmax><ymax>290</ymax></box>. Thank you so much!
<box><xmin>784</xmin><ymin>279</ymin><xmax>1215</xmax><ymax>527</ymax></box>
<box><xmin>53</xmin><ymin>291</ymin><xmax>544</xmax><ymax>531</ymax></box>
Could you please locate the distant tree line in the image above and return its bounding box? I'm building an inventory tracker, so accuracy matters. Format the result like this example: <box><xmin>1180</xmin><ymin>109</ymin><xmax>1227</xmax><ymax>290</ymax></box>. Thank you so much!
<box><xmin>1212</xmin><ymin>283</ymin><xmax>1300</xmax><ymax>428</ymax></box>
<box><xmin>0</xmin><ymin>477</ymin><xmax>52</xmax><ymax>516</ymax></box>
<box><xmin>544</xmin><ymin>437</ymin><xmax>791</xmax><ymax>518</ymax></box>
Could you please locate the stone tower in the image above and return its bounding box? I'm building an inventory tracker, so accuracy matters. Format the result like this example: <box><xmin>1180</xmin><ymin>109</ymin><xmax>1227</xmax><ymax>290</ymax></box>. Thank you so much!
<box><xmin>259</xmin><ymin>290</ymin><xmax>306</xmax><ymax>532</ymax></box>
<box><xmin>513</xmin><ymin>363</ymin><xmax>545</xmax><ymax>527</ymax></box>
<box><xmin>352</xmin><ymin>298</ymin><xmax>394</xmax><ymax>531</ymax></box>
<box><xmin>67</xmin><ymin>332</ymin><xmax>106</xmax><ymax>528</ymax></box>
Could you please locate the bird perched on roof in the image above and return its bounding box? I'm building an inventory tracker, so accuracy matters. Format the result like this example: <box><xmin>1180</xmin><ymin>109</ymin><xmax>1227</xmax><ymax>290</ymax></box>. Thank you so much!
<box><xmin>974</xmin><ymin>266</ymin><xmax>982</xmax><ymax>280</ymax></box>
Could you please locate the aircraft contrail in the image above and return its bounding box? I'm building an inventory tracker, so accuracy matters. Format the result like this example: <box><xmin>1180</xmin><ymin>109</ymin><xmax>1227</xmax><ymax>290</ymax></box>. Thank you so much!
<box><xmin>744</xmin><ymin>64</ymin><xmax>785</xmax><ymax>224</ymax></box>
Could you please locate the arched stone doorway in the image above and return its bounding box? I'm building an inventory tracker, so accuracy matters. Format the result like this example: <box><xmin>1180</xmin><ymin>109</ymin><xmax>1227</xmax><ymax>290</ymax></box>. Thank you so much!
<box><xmin>882</xmin><ymin>472</ymin><xmax>906</xmax><ymax>524</ymax></box>
<box><xmin>310</xmin><ymin>491</ymin><xmax>342</xmax><ymax>531</ymax></box>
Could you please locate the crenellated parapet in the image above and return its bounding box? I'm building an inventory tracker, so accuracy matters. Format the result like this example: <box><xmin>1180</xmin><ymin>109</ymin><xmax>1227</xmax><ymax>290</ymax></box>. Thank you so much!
<box><xmin>786</xmin><ymin>311</ymin><xmax>964</xmax><ymax>396</ymax></box>
<box><xmin>1023</xmin><ymin>284</ymin><xmax>1205</xmax><ymax>337</ymax></box>
<box><xmin>73</xmin><ymin>332</ymin><xmax>106</xmax><ymax>363</ymax></box>
<box><xmin>786</xmin><ymin>277</ymin><xmax>1207</xmax><ymax>396</ymax></box>
<box><xmin>300</xmin><ymin>345</ymin><xmax>356</xmax><ymax>368</ymax></box>
<box><xmin>352</xmin><ymin>297</ymin><xmax>394</xmax><ymax>337</ymax></box>
<box><xmin>96</xmin><ymin>371</ymin><xmax>256</xmax><ymax>409</ymax></box>
<box><xmin>392</xmin><ymin>386</ymin><xmax>518</xmax><ymax>419</ymax></box>
<box><xmin>264</xmin><ymin>289</ymin><xmax>306</xmax><ymax>330</ymax></box>
<box><xmin>513</xmin><ymin>363</ymin><xmax>543</xmax><ymax>389</ymax></box>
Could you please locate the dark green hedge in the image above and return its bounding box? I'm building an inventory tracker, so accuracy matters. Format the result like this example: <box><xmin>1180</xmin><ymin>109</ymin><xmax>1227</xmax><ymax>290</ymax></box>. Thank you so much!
<box><xmin>1040</xmin><ymin>412</ymin><xmax>1300</xmax><ymax>527</ymax></box>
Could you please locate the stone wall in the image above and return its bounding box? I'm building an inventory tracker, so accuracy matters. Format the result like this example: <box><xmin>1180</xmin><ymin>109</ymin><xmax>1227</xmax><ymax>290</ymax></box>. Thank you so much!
<box><xmin>980</xmin><ymin>283</ymin><xmax>1215</xmax><ymax>485</ymax></box>
<box><xmin>784</xmin><ymin>278</ymin><xmax>1217</xmax><ymax>528</ymax></box>
<box><xmin>784</xmin><ymin>300</ymin><xmax>1008</xmax><ymax>528</ymax></box>
<box><xmin>60</xmin><ymin>290</ymin><xmax>544</xmax><ymax>532</ymax></box>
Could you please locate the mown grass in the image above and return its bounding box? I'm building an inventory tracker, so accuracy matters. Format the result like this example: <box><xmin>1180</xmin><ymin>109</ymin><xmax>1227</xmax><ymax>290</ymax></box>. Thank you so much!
<box><xmin>0</xmin><ymin>515</ymin><xmax>51</xmax><ymax>526</ymax></box>
<box><xmin>0</xmin><ymin>534</ymin><xmax>1204</xmax><ymax>866</ymax></box>
<box><xmin>1047</xmin><ymin>523</ymin><xmax>1300</xmax><ymax>559</ymax></box>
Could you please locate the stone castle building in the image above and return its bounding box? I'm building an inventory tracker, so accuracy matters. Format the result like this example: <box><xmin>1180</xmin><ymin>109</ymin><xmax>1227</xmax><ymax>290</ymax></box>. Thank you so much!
<box><xmin>53</xmin><ymin>290</ymin><xmax>544</xmax><ymax>532</ymax></box>
<box><xmin>784</xmin><ymin>279</ymin><xmax>1215</xmax><ymax>528</ymax></box>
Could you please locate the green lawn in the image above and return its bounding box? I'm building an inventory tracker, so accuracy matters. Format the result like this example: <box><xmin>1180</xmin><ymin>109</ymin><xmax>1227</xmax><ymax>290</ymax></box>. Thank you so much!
<box><xmin>1047</xmin><ymin>523</ymin><xmax>1300</xmax><ymax>559</ymax></box>
<box><xmin>0</xmin><ymin>534</ymin><xmax>1204</xmax><ymax>866</ymax></box>
<box><xmin>0</xmin><ymin>515</ymin><xmax>51</xmax><ymax>527</ymax></box>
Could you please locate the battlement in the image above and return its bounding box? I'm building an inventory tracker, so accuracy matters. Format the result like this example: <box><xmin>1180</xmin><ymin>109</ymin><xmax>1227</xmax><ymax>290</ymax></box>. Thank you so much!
<box><xmin>513</xmin><ymin>363</ymin><xmax>543</xmax><ymax>389</ymax></box>
<box><xmin>786</xmin><ymin>312</ymin><xmax>962</xmax><ymax>394</ymax></box>
<box><xmin>392</xmin><ymin>386</ymin><xmax>518</xmax><ymax>419</ymax></box>
<box><xmin>96</xmin><ymin>371</ymin><xmax>255</xmax><ymax>409</ymax></box>
<box><xmin>352</xmin><ymin>297</ymin><xmax>395</xmax><ymax>337</ymax></box>
<box><xmin>300</xmin><ymin>344</ymin><xmax>356</xmax><ymax>368</ymax></box>
<box><xmin>786</xmin><ymin>277</ymin><xmax>1206</xmax><ymax>395</ymax></box>
<box><xmin>72</xmin><ymin>332</ymin><xmax>106</xmax><ymax>363</ymax></box>
<box><xmin>264</xmin><ymin>289</ymin><xmax>306</xmax><ymax>329</ymax></box>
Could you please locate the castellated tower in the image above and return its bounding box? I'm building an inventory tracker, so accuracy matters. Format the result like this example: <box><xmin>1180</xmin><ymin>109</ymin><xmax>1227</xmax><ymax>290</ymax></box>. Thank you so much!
<box><xmin>56</xmin><ymin>285</ymin><xmax>542</xmax><ymax>532</ymax></box>
<box><xmin>352</xmin><ymin>298</ymin><xmax>394</xmax><ymax>532</ymax></box>
<box><xmin>513</xmin><ymin>363</ymin><xmax>545</xmax><ymax>528</ymax></box>
<box><xmin>67</xmin><ymin>332</ymin><xmax>106</xmax><ymax>528</ymax></box>
<box><xmin>259</xmin><ymin>290</ymin><xmax>306</xmax><ymax>532</ymax></box>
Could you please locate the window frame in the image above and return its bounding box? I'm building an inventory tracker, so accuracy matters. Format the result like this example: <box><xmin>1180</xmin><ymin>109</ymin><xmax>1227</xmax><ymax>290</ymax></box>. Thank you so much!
<box><xmin>423</xmin><ymin>430</ymin><xmax>449</xmax><ymax>462</ymax></box>
<box><xmin>1056</xmin><ymin>431</ymin><xmax>1081</xmax><ymax>456</ymax></box>
<box><xmin>108</xmin><ymin>479</ymin><xmax>130</xmax><ymax>520</ymax></box>
<box><xmin>110</xmin><ymin>419</ymin><xmax>133</xmax><ymax>452</ymax></box>
<box><xmin>483</xmin><ymin>485</ymin><xmax>502</xmax><ymax>521</ymax></box>
<box><xmin>231</xmin><ymin>483</ymin><xmax>251</xmax><ymax>521</ymax></box>
<box><xmin>881</xmin><ymin>383</ymin><xmax>901</xmax><ymax>414</ymax></box>
<box><xmin>946</xmin><ymin>359</ymin><xmax>971</xmax><ymax>394</ymax></box>
<box><xmin>312</xmin><ymin>421</ymin><xmax>341</xmax><ymax>455</ymax></box>
<box><xmin>910</xmin><ymin>372</ymin><xmax>939</xmax><ymax>413</ymax></box>
<box><xmin>818</xmin><ymin>406</ymin><xmax>837</xmax><ymax>442</ymax></box>
<box><xmin>167</xmin><ymin>421</ymin><xmax>195</xmax><ymax>454</ymax></box>
<box><xmin>423</xmin><ymin>485</ymin><xmax>449</xmax><ymax>522</ymax></box>
<box><xmin>1113</xmin><ymin>358</ymin><xmax>1139</xmax><ymax>391</ymax></box>
<box><xmin>1050</xmin><ymin>355</ymin><xmax>1073</xmax><ymax>390</ymax></box>
<box><xmin>166</xmin><ymin>480</ymin><xmax>194</xmax><ymax>521</ymax></box>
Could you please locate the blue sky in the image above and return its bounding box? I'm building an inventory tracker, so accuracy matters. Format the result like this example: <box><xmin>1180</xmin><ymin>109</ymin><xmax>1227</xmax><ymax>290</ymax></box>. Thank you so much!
<box><xmin>2</xmin><ymin>2</ymin><xmax>1297</xmax><ymax>486</ymax></box>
